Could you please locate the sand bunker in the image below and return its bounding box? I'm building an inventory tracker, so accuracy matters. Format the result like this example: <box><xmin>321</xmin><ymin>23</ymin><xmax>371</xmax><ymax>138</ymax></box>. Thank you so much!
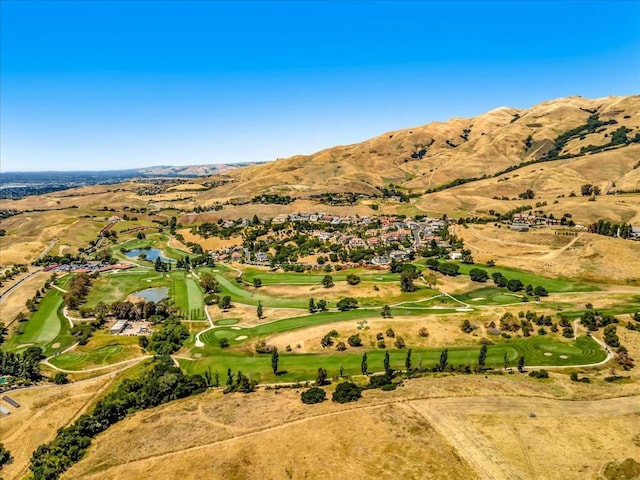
<box><xmin>235</xmin><ymin>335</ymin><xmax>248</xmax><ymax>340</ymax></box>
<box><xmin>559</xmin><ymin>354</ymin><xmax>569</xmax><ymax>359</ymax></box>
<box><xmin>231</xmin><ymin>326</ymin><xmax>242</xmax><ymax>330</ymax></box>
<box><xmin>544</xmin><ymin>352</ymin><xmax>552</xmax><ymax>356</ymax></box>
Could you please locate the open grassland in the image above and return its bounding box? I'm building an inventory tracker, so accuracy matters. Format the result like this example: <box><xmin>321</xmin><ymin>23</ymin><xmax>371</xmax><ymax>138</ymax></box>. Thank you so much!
<box><xmin>239</xmin><ymin>265</ymin><xmax>401</xmax><ymax>285</ymax></box>
<box><xmin>62</xmin><ymin>370</ymin><xmax>640</xmax><ymax>480</ymax></box>
<box><xmin>458</xmin><ymin>225</ymin><xmax>640</xmax><ymax>285</ymax></box>
<box><xmin>0</xmin><ymin>374</ymin><xmax>121</xmax><ymax>480</ymax></box>
<box><xmin>180</xmin><ymin>335</ymin><xmax>606</xmax><ymax>383</ymax></box>
<box><xmin>0</xmin><ymin>270</ymin><xmax>49</xmax><ymax>327</ymax></box>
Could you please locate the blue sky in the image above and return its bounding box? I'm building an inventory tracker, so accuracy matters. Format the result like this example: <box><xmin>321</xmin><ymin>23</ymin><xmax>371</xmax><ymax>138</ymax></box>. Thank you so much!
<box><xmin>1</xmin><ymin>1</ymin><xmax>639</xmax><ymax>172</ymax></box>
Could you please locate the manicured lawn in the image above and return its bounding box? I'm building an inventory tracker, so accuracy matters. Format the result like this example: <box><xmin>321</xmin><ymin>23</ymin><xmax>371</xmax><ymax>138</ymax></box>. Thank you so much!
<box><xmin>455</xmin><ymin>287</ymin><xmax>524</xmax><ymax>305</ymax></box>
<box><xmin>180</xmin><ymin>335</ymin><xmax>606</xmax><ymax>383</ymax></box>
<box><xmin>84</xmin><ymin>271</ymin><xmax>170</xmax><ymax>308</ymax></box>
<box><xmin>170</xmin><ymin>271</ymin><xmax>206</xmax><ymax>320</ymax></box>
<box><xmin>453</xmin><ymin>263</ymin><xmax>599</xmax><ymax>293</ymax></box>
<box><xmin>49</xmin><ymin>334</ymin><xmax>141</xmax><ymax>370</ymax></box>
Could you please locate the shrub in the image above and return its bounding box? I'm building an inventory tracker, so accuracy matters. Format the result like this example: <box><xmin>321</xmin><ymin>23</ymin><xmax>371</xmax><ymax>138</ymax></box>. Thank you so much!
<box><xmin>346</xmin><ymin>274</ymin><xmax>361</xmax><ymax>285</ymax></box>
<box><xmin>301</xmin><ymin>387</ymin><xmax>327</xmax><ymax>404</ymax></box>
<box><xmin>418</xmin><ymin>327</ymin><xmax>429</xmax><ymax>337</ymax></box>
<box><xmin>332</xmin><ymin>382</ymin><xmax>362</xmax><ymax>403</ymax></box>
<box><xmin>347</xmin><ymin>334</ymin><xmax>362</xmax><ymax>347</ymax></box>
<box><xmin>336</xmin><ymin>341</ymin><xmax>347</xmax><ymax>351</ymax></box>
<box><xmin>528</xmin><ymin>370</ymin><xmax>549</xmax><ymax>379</ymax></box>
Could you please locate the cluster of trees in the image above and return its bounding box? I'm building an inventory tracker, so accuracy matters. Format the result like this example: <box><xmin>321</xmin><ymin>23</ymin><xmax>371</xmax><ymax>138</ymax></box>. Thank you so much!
<box><xmin>141</xmin><ymin>317</ymin><xmax>189</xmax><ymax>355</ymax></box>
<box><xmin>0</xmin><ymin>442</ymin><xmax>12</xmax><ymax>469</ymax></box>
<box><xmin>108</xmin><ymin>299</ymin><xmax>174</xmax><ymax>322</ymax></box>
<box><xmin>546</xmin><ymin>113</ymin><xmax>617</xmax><ymax>159</ymax></box>
<box><xmin>252</xmin><ymin>194</ymin><xmax>292</xmax><ymax>205</ymax></box>
<box><xmin>425</xmin><ymin>259</ymin><xmax>460</xmax><ymax>276</ymax></box>
<box><xmin>321</xmin><ymin>330</ymin><xmax>339</xmax><ymax>348</ymax></box>
<box><xmin>0</xmin><ymin>346</ymin><xmax>43</xmax><ymax>384</ymax></box>
<box><xmin>64</xmin><ymin>273</ymin><xmax>92</xmax><ymax>310</ymax></box>
<box><xmin>588</xmin><ymin>219</ymin><xmax>635</xmax><ymax>239</ymax></box>
<box><xmin>29</xmin><ymin>356</ymin><xmax>207</xmax><ymax>480</ymax></box>
<box><xmin>490</xmin><ymin>273</ymin><xmax>548</xmax><ymax>296</ymax></box>
<box><xmin>223</xmin><ymin>368</ymin><xmax>257</xmax><ymax>394</ymax></box>
<box><xmin>308</xmin><ymin>298</ymin><xmax>328</xmax><ymax>313</ymax></box>
<box><xmin>0</xmin><ymin>263</ymin><xmax>28</xmax><ymax>286</ymax></box>
<box><xmin>469</xmin><ymin>268</ymin><xmax>489</xmax><ymax>282</ymax></box>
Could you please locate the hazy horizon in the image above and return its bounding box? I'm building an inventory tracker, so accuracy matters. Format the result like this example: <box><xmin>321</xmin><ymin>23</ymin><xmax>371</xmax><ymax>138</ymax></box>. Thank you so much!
<box><xmin>2</xmin><ymin>0</ymin><xmax>639</xmax><ymax>173</ymax></box>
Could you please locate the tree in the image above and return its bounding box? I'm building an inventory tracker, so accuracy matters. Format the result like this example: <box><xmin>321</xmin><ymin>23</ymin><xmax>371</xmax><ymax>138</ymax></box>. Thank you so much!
<box><xmin>219</xmin><ymin>295</ymin><xmax>232</xmax><ymax>310</ymax></box>
<box><xmin>400</xmin><ymin>271</ymin><xmax>417</xmax><ymax>292</ymax></box>
<box><xmin>348</xmin><ymin>334</ymin><xmax>362</xmax><ymax>347</ymax></box>
<box><xmin>346</xmin><ymin>274</ymin><xmax>361</xmax><ymax>285</ymax></box>
<box><xmin>316</xmin><ymin>367</ymin><xmax>328</xmax><ymax>386</ymax></box>
<box><xmin>252</xmin><ymin>278</ymin><xmax>262</xmax><ymax>288</ymax></box>
<box><xmin>317</xmin><ymin>299</ymin><xmax>328</xmax><ymax>312</ymax></box>
<box><xmin>257</xmin><ymin>301</ymin><xmax>264</xmax><ymax>319</ymax></box>
<box><xmin>336</xmin><ymin>297</ymin><xmax>358</xmax><ymax>311</ymax></box>
<box><xmin>52</xmin><ymin>372</ymin><xmax>69</xmax><ymax>384</ymax></box>
<box><xmin>460</xmin><ymin>319</ymin><xmax>474</xmax><ymax>333</ymax></box>
<box><xmin>469</xmin><ymin>268</ymin><xmax>489</xmax><ymax>282</ymax></box>
<box><xmin>534</xmin><ymin>285</ymin><xmax>548</xmax><ymax>297</ymax></box>
<box><xmin>405</xmin><ymin>348</ymin><xmax>412</xmax><ymax>372</ymax></box>
<box><xmin>226</xmin><ymin>368</ymin><xmax>234</xmax><ymax>386</ymax></box>
<box><xmin>394</xmin><ymin>336</ymin><xmax>406</xmax><ymax>349</ymax></box>
<box><xmin>507</xmin><ymin>279</ymin><xmax>524</xmax><ymax>292</ymax></box>
<box><xmin>438</xmin><ymin>349</ymin><xmax>449</xmax><ymax>372</ymax></box>
<box><xmin>271</xmin><ymin>347</ymin><xmax>279</xmax><ymax>375</ymax></box>
<box><xmin>383</xmin><ymin>350</ymin><xmax>391</xmax><ymax>374</ymax></box>
<box><xmin>418</xmin><ymin>327</ymin><xmax>429</xmax><ymax>337</ymax></box>
<box><xmin>322</xmin><ymin>275</ymin><xmax>334</xmax><ymax>288</ymax></box>
<box><xmin>461</xmin><ymin>248</ymin><xmax>474</xmax><ymax>264</ymax></box>
<box><xmin>308</xmin><ymin>298</ymin><xmax>316</xmax><ymax>313</ymax></box>
<box><xmin>478</xmin><ymin>344</ymin><xmax>488</xmax><ymax>369</ymax></box>
<box><xmin>301</xmin><ymin>387</ymin><xmax>326</xmax><ymax>404</ymax></box>
<box><xmin>138</xmin><ymin>336</ymin><xmax>149</xmax><ymax>350</ymax></box>
<box><xmin>0</xmin><ymin>442</ymin><xmax>12</xmax><ymax>468</ymax></box>
<box><xmin>425</xmin><ymin>272</ymin><xmax>438</xmax><ymax>289</ymax></box>
<box><xmin>504</xmin><ymin>352</ymin><xmax>509</xmax><ymax>370</ymax></box>
<box><xmin>361</xmin><ymin>353</ymin><xmax>368</xmax><ymax>375</ymax></box>
<box><xmin>332</xmin><ymin>382</ymin><xmax>362</xmax><ymax>403</ymax></box>
<box><xmin>381</xmin><ymin>305</ymin><xmax>392</xmax><ymax>318</ymax></box>
<box><xmin>518</xmin><ymin>356</ymin><xmax>525</xmax><ymax>373</ymax></box>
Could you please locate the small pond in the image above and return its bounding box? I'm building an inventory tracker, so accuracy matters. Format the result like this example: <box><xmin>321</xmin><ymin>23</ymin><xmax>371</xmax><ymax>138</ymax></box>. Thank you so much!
<box><xmin>133</xmin><ymin>286</ymin><xmax>169</xmax><ymax>303</ymax></box>
<box><xmin>125</xmin><ymin>248</ymin><xmax>175</xmax><ymax>263</ymax></box>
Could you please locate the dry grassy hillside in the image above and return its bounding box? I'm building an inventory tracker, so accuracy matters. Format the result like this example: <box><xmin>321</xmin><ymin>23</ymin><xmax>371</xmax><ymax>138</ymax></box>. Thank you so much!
<box><xmin>196</xmin><ymin>95</ymin><xmax>640</xmax><ymax>200</ymax></box>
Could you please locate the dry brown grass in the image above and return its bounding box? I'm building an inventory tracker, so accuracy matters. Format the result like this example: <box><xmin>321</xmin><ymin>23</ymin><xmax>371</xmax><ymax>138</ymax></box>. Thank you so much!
<box><xmin>0</xmin><ymin>375</ymin><xmax>118</xmax><ymax>479</ymax></box>
<box><xmin>207</xmin><ymin>304</ymin><xmax>305</xmax><ymax>327</ymax></box>
<box><xmin>61</xmin><ymin>371</ymin><xmax>640</xmax><ymax>480</ymax></box>
<box><xmin>176</xmin><ymin>228</ymin><xmax>242</xmax><ymax>251</ymax></box>
<box><xmin>456</xmin><ymin>225</ymin><xmax>640</xmax><ymax>284</ymax></box>
<box><xmin>0</xmin><ymin>271</ymin><xmax>49</xmax><ymax>326</ymax></box>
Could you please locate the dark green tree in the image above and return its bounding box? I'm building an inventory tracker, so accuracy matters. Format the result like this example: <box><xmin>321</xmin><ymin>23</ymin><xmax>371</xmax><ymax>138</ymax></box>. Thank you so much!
<box><xmin>405</xmin><ymin>348</ymin><xmax>412</xmax><ymax>372</ymax></box>
<box><xmin>316</xmin><ymin>367</ymin><xmax>328</xmax><ymax>386</ymax></box>
<box><xmin>361</xmin><ymin>352</ymin><xmax>368</xmax><ymax>375</ymax></box>
<box><xmin>271</xmin><ymin>347</ymin><xmax>279</xmax><ymax>375</ymax></box>
<box><xmin>381</xmin><ymin>304</ymin><xmax>392</xmax><ymax>318</ymax></box>
<box><xmin>478</xmin><ymin>344</ymin><xmax>488</xmax><ymax>369</ymax></box>
<box><xmin>438</xmin><ymin>349</ymin><xmax>449</xmax><ymax>372</ymax></box>
<box><xmin>518</xmin><ymin>356</ymin><xmax>526</xmax><ymax>373</ymax></box>
<box><xmin>257</xmin><ymin>301</ymin><xmax>264</xmax><ymax>319</ymax></box>
<box><xmin>383</xmin><ymin>350</ymin><xmax>391</xmax><ymax>374</ymax></box>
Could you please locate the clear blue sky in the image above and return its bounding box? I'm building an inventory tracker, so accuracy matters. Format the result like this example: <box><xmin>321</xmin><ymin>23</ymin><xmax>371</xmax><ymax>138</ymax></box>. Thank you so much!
<box><xmin>1</xmin><ymin>0</ymin><xmax>639</xmax><ymax>172</ymax></box>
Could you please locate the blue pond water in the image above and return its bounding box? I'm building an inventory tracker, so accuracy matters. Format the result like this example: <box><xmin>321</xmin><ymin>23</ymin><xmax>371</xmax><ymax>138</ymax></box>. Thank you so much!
<box><xmin>125</xmin><ymin>248</ymin><xmax>175</xmax><ymax>263</ymax></box>
<box><xmin>133</xmin><ymin>286</ymin><xmax>169</xmax><ymax>303</ymax></box>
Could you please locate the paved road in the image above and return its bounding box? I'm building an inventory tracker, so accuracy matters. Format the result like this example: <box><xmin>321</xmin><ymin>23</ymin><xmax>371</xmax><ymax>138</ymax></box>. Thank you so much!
<box><xmin>0</xmin><ymin>268</ymin><xmax>42</xmax><ymax>304</ymax></box>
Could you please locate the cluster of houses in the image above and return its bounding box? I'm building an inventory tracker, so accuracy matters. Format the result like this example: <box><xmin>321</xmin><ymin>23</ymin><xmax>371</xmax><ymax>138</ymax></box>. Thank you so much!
<box><xmin>210</xmin><ymin>214</ymin><xmax>453</xmax><ymax>267</ymax></box>
<box><xmin>43</xmin><ymin>262</ymin><xmax>134</xmax><ymax>274</ymax></box>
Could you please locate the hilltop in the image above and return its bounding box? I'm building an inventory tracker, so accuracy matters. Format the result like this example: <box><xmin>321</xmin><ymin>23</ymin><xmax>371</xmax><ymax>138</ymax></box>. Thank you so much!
<box><xmin>196</xmin><ymin>95</ymin><xmax>640</xmax><ymax>201</ymax></box>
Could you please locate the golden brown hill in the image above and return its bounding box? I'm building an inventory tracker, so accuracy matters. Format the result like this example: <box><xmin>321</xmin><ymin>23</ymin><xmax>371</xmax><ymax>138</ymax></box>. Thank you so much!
<box><xmin>197</xmin><ymin>95</ymin><xmax>640</xmax><ymax>201</ymax></box>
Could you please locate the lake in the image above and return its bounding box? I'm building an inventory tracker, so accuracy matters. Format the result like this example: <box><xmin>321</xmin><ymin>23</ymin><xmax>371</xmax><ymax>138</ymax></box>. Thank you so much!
<box><xmin>125</xmin><ymin>248</ymin><xmax>175</xmax><ymax>262</ymax></box>
<box><xmin>133</xmin><ymin>286</ymin><xmax>169</xmax><ymax>303</ymax></box>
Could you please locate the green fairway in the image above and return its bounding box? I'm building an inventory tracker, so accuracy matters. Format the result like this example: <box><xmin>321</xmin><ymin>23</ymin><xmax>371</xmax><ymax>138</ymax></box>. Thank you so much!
<box><xmin>455</xmin><ymin>287</ymin><xmax>524</xmax><ymax>305</ymax></box>
<box><xmin>180</xmin><ymin>335</ymin><xmax>606</xmax><ymax>383</ymax></box>
<box><xmin>453</xmin><ymin>263</ymin><xmax>599</xmax><ymax>293</ymax></box>
<box><xmin>170</xmin><ymin>271</ymin><xmax>206</xmax><ymax>320</ymax></box>
<box><xmin>5</xmin><ymin>287</ymin><xmax>74</xmax><ymax>355</ymax></box>
<box><xmin>84</xmin><ymin>270</ymin><xmax>170</xmax><ymax>308</ymax></box>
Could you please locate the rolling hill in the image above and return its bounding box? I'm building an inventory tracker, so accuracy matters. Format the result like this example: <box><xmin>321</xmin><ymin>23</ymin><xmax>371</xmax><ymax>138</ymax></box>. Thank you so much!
<box><xmin>197</xmin><ymin>95</ymin><xmax>640</xmax><ymax>201</ymax></box>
